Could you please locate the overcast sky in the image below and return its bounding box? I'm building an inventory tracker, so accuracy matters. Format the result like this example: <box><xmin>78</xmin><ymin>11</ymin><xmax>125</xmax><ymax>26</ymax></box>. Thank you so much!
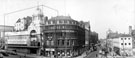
<box><xmin>0</xmin><ymin>0</ymin><xmax>134</xmax><ymax>39</ymax></box>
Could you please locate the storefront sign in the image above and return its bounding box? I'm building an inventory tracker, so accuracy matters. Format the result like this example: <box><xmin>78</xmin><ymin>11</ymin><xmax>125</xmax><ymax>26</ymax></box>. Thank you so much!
<box><xmin>45</xmin><ymin>48</ymin><xmax>55</xmax><ymax>51</ymax></box>
<box><xmin>7</xmin><ymin>36</ymin><xmax>29</xmax><ymax>44</ymax></box>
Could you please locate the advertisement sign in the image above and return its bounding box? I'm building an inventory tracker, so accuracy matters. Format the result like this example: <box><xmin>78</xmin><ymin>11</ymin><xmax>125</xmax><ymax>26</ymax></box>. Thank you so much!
<box><xmin>7</xmin><ymin>36</ymin><xmax>29</xmax><ymax>44</ymax></box>
<box><xmin>45</xmin><ymin>48</ymin><xmax>55</xmax><ymax>51</ymax></box>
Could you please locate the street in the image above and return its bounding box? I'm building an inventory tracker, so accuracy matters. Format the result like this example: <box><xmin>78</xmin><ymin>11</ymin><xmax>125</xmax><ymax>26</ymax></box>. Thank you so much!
<box><xmin>4</xmin><ymin>55</ymin><xmax>34</xmax><ymax>58</ymax></box>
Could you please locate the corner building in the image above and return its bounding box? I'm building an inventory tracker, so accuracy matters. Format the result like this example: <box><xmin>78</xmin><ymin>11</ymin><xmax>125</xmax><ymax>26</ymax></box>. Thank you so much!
<box><xmin>44</xmin><ymin>16</ymin><xmax>85</xmax><ymax>57</ymax></box>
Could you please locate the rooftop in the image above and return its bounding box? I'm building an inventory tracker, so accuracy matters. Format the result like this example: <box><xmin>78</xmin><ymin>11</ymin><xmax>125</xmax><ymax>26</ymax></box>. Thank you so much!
<box><xmin>49</xmin><ymin>16</ymin><xmax>73</xmax><ymax>20</ymax></box>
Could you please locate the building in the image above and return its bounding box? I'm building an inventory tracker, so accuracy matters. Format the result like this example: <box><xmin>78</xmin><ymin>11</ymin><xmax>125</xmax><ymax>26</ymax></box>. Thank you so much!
<box><xmin>119</xmin><ymin>35</ymin><xmax>133</xmax><ymax>55</ymax></box>
<box><xmin>5</xmin><ymin>7</ymin><xmax>46</xmax><ymax>55</ymax></box>
<box><xmin>43</xmin><ymin>16</ymin><xmax>86</xmax><ymax>57</ymax></box>
<box><xmin>4</xmin><ymin>7</ymin><xmax>94</xmax><ymax>57</ymax></box>
<box><xmin>0</xmin><ymin>25</ymin><xmax>13</xmax><ymax>49</ymax></box>
<box><xmin>107</xmin><ymin>34</ymin><xmax>133</xmax><ymax>56</ymax></box>
<box><xmin>90</xmin><ymin>31</ymin><xmax>98</xmax><ymax>44</ymax></box>
<box><xmin>84</xmin><ymin>22</ymin><xmax>91</xmax><ymax>51</ymax></box>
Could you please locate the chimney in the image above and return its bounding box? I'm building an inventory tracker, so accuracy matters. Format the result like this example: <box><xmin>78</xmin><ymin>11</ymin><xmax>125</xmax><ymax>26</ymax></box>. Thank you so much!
<box><xmin>129</xmin><ymin>26</ymin><xmax>132</xmax><ymax>35</ymax></box>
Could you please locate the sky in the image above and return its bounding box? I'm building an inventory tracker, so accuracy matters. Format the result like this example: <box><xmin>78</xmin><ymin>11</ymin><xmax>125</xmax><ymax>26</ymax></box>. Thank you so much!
<box><xmin>0</xmin><ymin>0</ymin><xmax>134</xmax><ymax>39</ymax></box>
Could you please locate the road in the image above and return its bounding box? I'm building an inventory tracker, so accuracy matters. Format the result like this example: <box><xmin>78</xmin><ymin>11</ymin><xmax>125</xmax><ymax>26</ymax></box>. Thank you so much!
<box><xmin>84</xmin><ymin>45</ymin><xmax>101</xmax><ymax>58</ymax></box>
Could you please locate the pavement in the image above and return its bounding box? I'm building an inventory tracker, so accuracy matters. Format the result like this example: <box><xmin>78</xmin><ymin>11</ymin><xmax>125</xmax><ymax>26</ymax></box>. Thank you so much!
<box><xmin>74</xmin><ymin>51</ymin><xmax>87</xmax><ymax>58</ymax></box>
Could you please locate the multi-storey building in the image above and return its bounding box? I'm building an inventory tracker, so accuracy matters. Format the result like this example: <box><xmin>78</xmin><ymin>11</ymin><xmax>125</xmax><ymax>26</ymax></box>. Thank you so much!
<box><xmin>107</xmin><ymin>34</ymin><xmax>133</xmax><ymax>56</ymax></box>
<box><xmin>90</xmin><ymin>32</ymin><xmax>98</xmax><ymax>44</ymax></box>
<box><xmin>43</xmin><ymin>16</ymin><xmax>85</xmax><ymax>57</ymax></box>
<box><xmin>84</xmin><ymin>22</ymin><xmax>91</xmax><ymax>51</ymax></box>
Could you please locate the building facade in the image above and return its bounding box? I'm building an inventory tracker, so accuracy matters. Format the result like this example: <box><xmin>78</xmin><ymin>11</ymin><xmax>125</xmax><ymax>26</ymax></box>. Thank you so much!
<box><xmin>107</xmin><ymin>35</ymin><xmax>133</xmax><ymax>56</ymax></box>
<box><xmin>90</xmin><ymin>32</ymin><xmax>98</xmax><ymax>44</ymax></box>
<box><xmin>43</xmin><ymin>16</ymin><xmax>85</xmax><ymax>57</ymax></box>
<box><xmin>119</xmin><ymin>35</ymin><xmax>133</xmax><ymax>56</ymax></box>
<box><xmin>5</xmin><ymin>7</ymin><xmax>46</xmax><ymax>55</ymax></box>
<box><xmin>0</xmin><ymin>25</ymin><xmax>13</xmax><ymax>49</ymax></box>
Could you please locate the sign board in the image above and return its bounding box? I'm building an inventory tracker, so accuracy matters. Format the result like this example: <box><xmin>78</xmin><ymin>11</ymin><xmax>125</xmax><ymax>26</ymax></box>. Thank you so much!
<box><xmin>45</xmin><ymin>48</ymin><xmax>55</xmax><ymax>51</ymax></box>
<box><xmin>6</xmin><ymin>36</ymin><xmax>29</xmax><ymax>44</ymax></box>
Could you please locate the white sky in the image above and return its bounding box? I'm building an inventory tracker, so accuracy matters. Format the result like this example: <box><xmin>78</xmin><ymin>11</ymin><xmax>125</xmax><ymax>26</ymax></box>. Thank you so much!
<box><xmin>0</xmin><ymin>0</ymin><xmax>134</xmax><ymax>39</ymax></box>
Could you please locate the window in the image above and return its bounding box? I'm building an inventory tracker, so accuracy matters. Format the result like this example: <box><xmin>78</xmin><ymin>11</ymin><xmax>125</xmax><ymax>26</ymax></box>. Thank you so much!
<box><xmin>125</xmin><ymin>43</ymin><xmax>127</xmax><ymax>45</ymax></box>
<box><xmin>121</xmin><ymin>38</ymin><xmax>123</xmax><ymax>40</ymax></box>
<box><xmin>129</xmin><ymin>43</ymin><xmax>131</xmax><ymax>45</ymax></box>
<box><xmin>46</xmin><ymin>22</ymin><xmax>48</xmax><ymax>25</ymax></box>
<box><xmin>67</xmin><ymin>21</ymin><xmax>69</xmax><ymax>24</ymax></box>
<box><xmin>64</xmin><ymin>20</ymin><xmax>67</xmax><ymax>23</ymax></box>
<box><xmin>125</xmin><ymin>38</ymin><xmax>126</xmax><ymax>40</ymax></box>
<box><xmin>57</xmin><ymin>40</ymin><xmax>60</xmax><ymax>46</ymax></box>
<box><xmin>62</xmin><ymin>20</ymin><xmax>64</xmax><ymax>24</ymax></box>
<box><xmin>57</xmin><ymin>26</ymin><xmax>61</xmax><ymax>29</ymax></box>
<box><xmin>75</xmin><ymin>22</ymin><xmax>77</xmax><ymax>24</ymax></box>
<box><xmin>62</xmin><ymin>40</ymin><xmax>64</xmax><ymax>45</ymax></box>
<box><xmin>50</xmin><ymin>21</ymin><xmax>53</xmax><ymax>24</ymax></box>
<box><xmin>48</xmin><ymin>21</ymin><xmax>51</xmax><ymax>24</ymax></box>
<box><xmin>51</xmin><ymin>41</ymin><xmax>54</xmax><ymax>45</ymax></box>
<box><xmin>57</xmin><ymin>20</ymin><xmax>59</xmax><ymax>24</ymax></box>
<box><xmin>52</xmin><ymin>20</ymin><xmax>55</xmax><ymax>24</ymax></box>
<box><xmin>46</xmin><ymin>40</ymin><xmax>50</xmax><ymax>45</ymax></box>
<box><xmin>67</xmin><ymin>40</ymin><xmax>70</xmax><ymax>46</ymax></box>
<box><xmin>121</xmin><ymin>43</ymin><xmax>123</xmax><ymax>45</ymax></box>
<box><xmin>128</xmin><ymin>38</ymin><xmax>130</xmax><ymax>40</ymax></box>
<box><xmin>62</xmin><ymin>26</ymin><xmax>65</xmax><ymax>29</ymax></box>
<box><xmin>59</xmin><ymin>20</ymin><xmax>62</xmax><ymax>24</ymax></box>
<box><xmin>72</xmin><ymin>22</ymin><xmax>74</xmax><ymax>24</ymax></box>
